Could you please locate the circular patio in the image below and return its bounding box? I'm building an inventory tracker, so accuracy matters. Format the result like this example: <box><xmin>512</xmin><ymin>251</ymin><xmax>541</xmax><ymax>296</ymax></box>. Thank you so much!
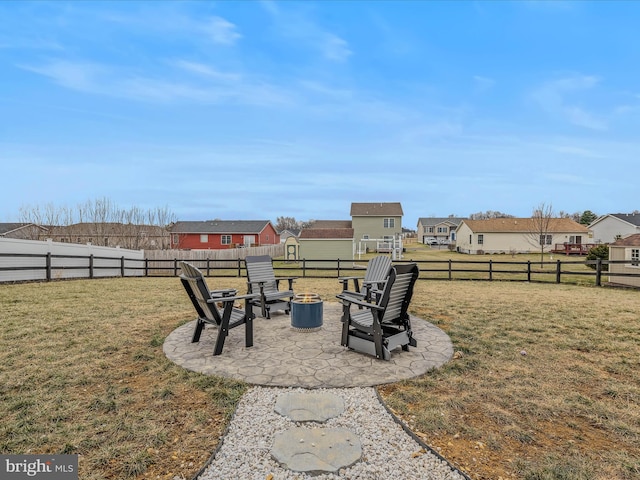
<box><xmin>163</xmin><ymin>302</ymin><xmax>454</xmax><ymax>388</ymax></box>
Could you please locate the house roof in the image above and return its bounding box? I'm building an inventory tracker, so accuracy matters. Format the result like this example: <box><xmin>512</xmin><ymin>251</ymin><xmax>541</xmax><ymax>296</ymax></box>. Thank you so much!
<box><xmin>309</xmin><ymin>220</ymin><xmax>353</xmax><ymax>229</ymax></box>
<box><xmin>299</xmin><ymin>228</ymin><xmax>354</xmax><ymax>239</ymax></box>
<box><xmin>350</xmin><ymin>202</ymin><xmax>403</xmax><ymax>216</ymax></box>
<box><xmin>169</xmin><ymin>220</ymin><xmax>273</xmax><ymax>234</ymax></box>
<box><xmin>611</xmin><ymin>233</ymin><xmax>640</xmax><ymax>246</ymax></box>
<box><xmin>0</xmin><ymin>223</ymin><xmax>47</xmax><ymax>235</ymax></box>
<box><xmin>417</xmin><ymin>217</ymin><xmax>465</xmax><ymax>227</ymax></box>
<box><xmin>460</xmin><ymin>218</ymin><xmax>589</xmax><ymax>233</ymax></box>
<box><xmin>610</xmin><ymin>213</ymin><xmax>640</xmax><ymax>227</ymax></box>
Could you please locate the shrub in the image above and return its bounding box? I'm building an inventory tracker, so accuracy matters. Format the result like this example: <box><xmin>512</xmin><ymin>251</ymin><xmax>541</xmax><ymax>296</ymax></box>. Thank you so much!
<box><xmin>586</xmin><ymin>244</ymin><xmax>609</xmax><ymax>271</ymax></box>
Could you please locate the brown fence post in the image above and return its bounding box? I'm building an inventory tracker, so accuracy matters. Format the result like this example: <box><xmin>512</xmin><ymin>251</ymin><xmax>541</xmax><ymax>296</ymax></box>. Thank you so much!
<box><xmin>489</xmin><ymin>259</ymin><xmax>493</xmax><ymax>281</ymax></box>
<box><xmin>448</xmin><ymin>259</ymin><xmax>452</xmax><ymax>280</ymax></box>
<box><xmin>556</xmin><ymin>259</ymin><xmax>561</xmax><ymax>283</ymax></box>
<box><xmin>121</xmin><ymin>256</ymin><xmax>125</xmax><ymax>277</ymax></box>
<box><xmin>595</xmin><ymin>258</ymin><xmax>602</xmax><ymax>287</ymax></box>
<box><xmin>89</xmin><ymin>254</ymin><xmax>94</xmax><ymax>279</ymax></box>
<box><xmin>527</xmin><ymin>261</ymin><xmax>531</xmax><ymax>282</ymax></box>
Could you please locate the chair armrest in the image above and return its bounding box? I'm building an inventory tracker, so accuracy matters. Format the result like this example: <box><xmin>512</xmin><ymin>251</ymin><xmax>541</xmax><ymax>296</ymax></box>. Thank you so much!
<box><xmin>207</xmin><ymin>293</ymin><xmax>259</xmax><ymax>304</ymax></box>
<box><xmin>336</xmin><ymin>293</ymin><xmax>384</xmax><ymax>310</ymax></box>
<box><xmin>210</xmin><ymin>288</ymin><xmax>237</xmax><ymax>298</ymax></box>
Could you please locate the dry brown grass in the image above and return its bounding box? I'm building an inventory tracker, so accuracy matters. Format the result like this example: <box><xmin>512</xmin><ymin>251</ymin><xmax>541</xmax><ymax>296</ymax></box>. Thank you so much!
<box><xmin>1</xmin><ymin>275</ymin><xmax>638</xmax><ymax>479</ymax></box>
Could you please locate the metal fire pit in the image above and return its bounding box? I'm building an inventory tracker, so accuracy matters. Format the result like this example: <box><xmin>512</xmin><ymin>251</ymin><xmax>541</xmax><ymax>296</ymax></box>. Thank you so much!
<box><xmin>291</xmin><ymin>293</ymin><xmax>323</xmax><ymax>331</ymax></box>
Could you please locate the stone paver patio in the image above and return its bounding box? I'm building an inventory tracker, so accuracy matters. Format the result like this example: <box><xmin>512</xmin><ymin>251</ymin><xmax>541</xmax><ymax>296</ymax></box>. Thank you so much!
<box><xmin>164</xmin><ymin>302</ymin><xmax>454</xmax><ymax>388</ymax></box>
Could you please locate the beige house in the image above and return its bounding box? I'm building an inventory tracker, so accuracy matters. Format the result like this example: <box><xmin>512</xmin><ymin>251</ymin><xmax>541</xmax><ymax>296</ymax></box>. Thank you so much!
<box><xmin>455</xmin><ymin>218</ymin><xmax>590</xmax><ymax>255</ymax></box>
<box><xmin>608</xmin><ymin>234</ymin><xmax>640</xmax><ymax>288</ymax></box>
<box><xmin>0</xmin><ymin>223</ymin><xmax>48</xmax><ymax>240</ymax></box>
<box><xmin>351</xmin><ymin>202</ymin><xmax>403</xmax><ymax>253</ymax></box>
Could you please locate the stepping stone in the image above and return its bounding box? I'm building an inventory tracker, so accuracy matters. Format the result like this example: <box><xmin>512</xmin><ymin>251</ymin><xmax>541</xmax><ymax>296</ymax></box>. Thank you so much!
<box><xmin>274</xmin><ymin>392</ymin><xmax>344</xmax><ymax>422</ymax></box>
<box><xmin>271</xmin><ymin>427</ymin><xmax>361</xmax><ymax>475</ymax></box>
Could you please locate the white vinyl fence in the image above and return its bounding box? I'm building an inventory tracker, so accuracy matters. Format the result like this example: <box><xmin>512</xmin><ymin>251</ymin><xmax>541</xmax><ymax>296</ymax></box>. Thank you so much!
<box><xmin>0</xmin><ymin>238</ymin><xmax>144</xmax><ymax>282</ymax></box>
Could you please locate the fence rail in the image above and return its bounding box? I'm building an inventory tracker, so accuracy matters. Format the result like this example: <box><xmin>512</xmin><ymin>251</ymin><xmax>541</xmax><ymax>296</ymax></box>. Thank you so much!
<box><xmin>2</xmin><ymin>252</ymin><xmax>640</xmax><ymax>288</ymax></box>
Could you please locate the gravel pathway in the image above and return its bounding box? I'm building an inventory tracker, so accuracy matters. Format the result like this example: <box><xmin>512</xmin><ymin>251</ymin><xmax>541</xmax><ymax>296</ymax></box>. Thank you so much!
<box><xmin>197</xmin><ymin>386</ymin><xmax>467</xmax><ymax>480</ymax></box>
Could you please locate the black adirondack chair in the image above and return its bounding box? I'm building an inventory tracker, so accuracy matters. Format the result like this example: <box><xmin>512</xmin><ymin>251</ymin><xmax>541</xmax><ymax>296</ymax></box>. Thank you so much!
<box><xmin>179</xmin><ymin>262</ymin><xmax>257</xmax><ymax>356</ymax></box>
<box><xmin>339</xmin><ymin>255</ymin><xmax>392</xmax><ymax>303</ymax></box>
<box><xmin>244</xmin><ymin>255</ymin><xmax>296</xmax><ymax>318</ymax></box>
<box><xmin>337</xmin><ymin>263</ymin><xmax>419</xmax><ymax>361</ymax></box>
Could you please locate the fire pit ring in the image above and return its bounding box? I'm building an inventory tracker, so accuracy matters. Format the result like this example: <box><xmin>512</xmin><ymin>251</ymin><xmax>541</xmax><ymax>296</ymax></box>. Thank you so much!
<box><xmin>291</xmin><ymin>293</ymin><xmax>323</xmax><ymax>331</ymax></box>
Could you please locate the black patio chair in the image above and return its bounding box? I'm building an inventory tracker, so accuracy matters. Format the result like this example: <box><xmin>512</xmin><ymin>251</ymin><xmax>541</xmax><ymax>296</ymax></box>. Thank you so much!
<box><xmin>337</xmin><ymin>263</ymin><xmax>419</xmax><ymax>361</ymax></box>
<box><xmin>244</xmin><ymin>255</ymin><xmax>296</xmax><ymax>318</ymax></box>
<box><xmin>179</xmin><ymin>261</ymin><xmax>257</xmax><ymax>356</ymax></box>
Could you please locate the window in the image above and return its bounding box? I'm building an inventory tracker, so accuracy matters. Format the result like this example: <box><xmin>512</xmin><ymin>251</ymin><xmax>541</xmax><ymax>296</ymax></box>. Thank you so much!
<box><xmin>221</xmin><ymin>235</ymin><xmax>232</xmax><ymax>245</ymax></box>
<box><xmin>632</xmin><ymin>248</ymin><xmax>640</xmax><ymax>267</ymax></box>
<box><xmin>200</xmin><ymin>234</ymin><xmax>208</xmax><ymax>243</ymax></box>
<box><xmin>437</xmin><ymin>226</ymin><xmax>448</xmax><ymax>233</ymax></box>
<box><xmin>383</xmin><ymin>218</ymin><xmax>395</xmax><ymax>228</ymax></box>
<box><xmin>172</xmin><ymin>234</ymin><xmax>178</xmax><ymax>244</ymax></box>
<box><xmin>426</xmin><ymin>226</ymin><xmax>434</xmax><ymax>233</ymax></box>
<box><xmin>477</xmin><ymin>234</ymin><xmax>484</xmax><ymax>245</ymax></box>
<box><xmin>539</xmin><ymin>234</ymin><xmax>552</xmax><ymax>245</ymax></box>
<box><xmin>362</xmin><ymin>234</ymin><xmax>370</xmax><ymax>240</ymax></box>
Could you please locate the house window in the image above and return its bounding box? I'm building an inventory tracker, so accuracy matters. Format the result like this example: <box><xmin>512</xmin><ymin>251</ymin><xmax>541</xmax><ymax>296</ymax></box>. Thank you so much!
<box><xmin>539</xmin><ymin>235</ymin><xmax>552</xmax><ymax>245</ymax></box>
<box><xmin>221</xmin><ymin>235</ymin><xmax>232</xmax><ymax>245</ymax></box>
<box><xmin>200</xmin><ymin>234</ymin><xmax>208</xmax><ymax>243</ymax></box>
<box><xmin>362</xmin><ymin>234</ymin><xmax>369</xmax><ymax>240</ymax></box>
<box><xmin>383</xmin><ymin>218</ymin><xmax>395</xmax><ymax>228</ymax></box>
<box><xmin>437</xmin><ymin>226</ymin><xmax>448</xmax><ymax>233</ymax></box>
<box><xmin>172</xmin><ymin>234</ymin><xmax>178</xmax><ymax>244</ymax></box>
<box><xmin>426</xmin><ymin>226</ymin><xmax>434</xmax><ymax>233</ymax></box>
<box><xmin>631</xmin><ymin>248</ymin><xmax>640</xmax><ymax>267</ymax></box>
<box><xmin>477</xmin><ymin>234</ymin><xmax>484</xmax><ymax>245</ymax></box>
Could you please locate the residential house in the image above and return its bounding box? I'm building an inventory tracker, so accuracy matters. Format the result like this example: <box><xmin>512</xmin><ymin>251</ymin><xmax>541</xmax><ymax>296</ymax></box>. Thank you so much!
<box><xmin>0</xmin><ymin>223</ymin><xmax>48</xmax><ymax>240</ymax></box>
<box><xmin>350</xmin><ymin>202</ymin><xmax>403</xmax><ymax>253</ymax></box>
<box><xmin>169</xmin><ymin>220</ymin><xmax>279</xmax><ymax>249</ymax></box>
<box><xmin>47</xmin><ymin>223</ymin><xmax>170</xmax><ymax>250</ymax></box>
<box><xmin>608</xmin><ymin>234</ymin><xmax>640</xmax><ymax>288</ymax></box>
<box><xmin>278</xmin><ymin>228</ymin><xmax>300</xmax><ymax>243</ymax></box>
<box><xmin>588</xmin><ymin>213</ymin><xmax>640</xmax><ymax>244</ymax></box>
<box><xmin>416</xmin><ymin>217</ymin><xmax>465</xmax><ymax>245</ymax></box>
<box><xmin>455</xmin><ymin>218</ymin><xmax>590</xmax><ymax>255</ymax></box>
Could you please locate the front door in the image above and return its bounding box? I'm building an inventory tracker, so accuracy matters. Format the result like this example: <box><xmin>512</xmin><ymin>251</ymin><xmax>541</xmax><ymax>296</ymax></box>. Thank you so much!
<box><xmin>244</xmin><ymin>235</ymin><xmax>256</xmax><ymax>247</ymax></box>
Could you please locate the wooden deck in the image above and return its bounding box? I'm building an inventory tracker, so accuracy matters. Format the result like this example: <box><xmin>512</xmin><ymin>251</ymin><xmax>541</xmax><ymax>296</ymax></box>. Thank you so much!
<box><xmin>551</xmin><ymin>243</ymin><xmax>597</xmax><ymax>255</ymax></box>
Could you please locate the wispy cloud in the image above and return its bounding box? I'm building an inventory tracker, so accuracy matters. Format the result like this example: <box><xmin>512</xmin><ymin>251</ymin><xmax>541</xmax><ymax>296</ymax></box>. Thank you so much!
<box><xmin>473</xmin><ymin>75</ymin><xmax>495</xmax><ymax>92</ymax></box>
<box><xmin>530</xmin><ymin>75</ymin><xmax>607</xmax><ymax>130</ymax></box>
<box><xmin>20</xmin><ymin>59</ymin><xmax>291</xmax><ymax>106</ymax></box>
<box><xmin>260</xmin><ymin>2</ymin><xmax>352</xmax><ymax>62</ymax></box>
<box><xmin>202</xmin><ymin>16</ymin><xmax>242</xmax><ymax>46</ymax></box>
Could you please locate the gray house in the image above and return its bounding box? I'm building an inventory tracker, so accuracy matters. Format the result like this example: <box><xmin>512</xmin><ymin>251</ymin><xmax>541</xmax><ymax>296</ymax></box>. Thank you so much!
<box><xmin>589</xmin><ymin>213</ymin><xmax>640</xmax><ymax>244</ymax></box>
<box><xmin>416</xmin><ymin>217</ymin><xmax>465</xmax><ymax>245</ymax></box>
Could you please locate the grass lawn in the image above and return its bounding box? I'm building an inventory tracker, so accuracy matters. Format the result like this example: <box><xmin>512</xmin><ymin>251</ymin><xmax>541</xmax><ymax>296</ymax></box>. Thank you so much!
<box><xmin>1</xmin><ymin>275</ymin><xmax>638</xmax><ymax>479</ymax></box>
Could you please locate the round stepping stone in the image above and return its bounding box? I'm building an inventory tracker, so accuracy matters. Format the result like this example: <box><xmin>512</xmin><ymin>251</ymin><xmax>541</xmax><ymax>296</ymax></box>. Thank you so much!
<box><xmin>271</xmin><ymin>427</ymin><xmax>361</xmax><ymax>474</ymax></box>
<box><xmin>274</xmin><ymin>392</ymin><xmax>344</xmax><ymax>422</ymax></box>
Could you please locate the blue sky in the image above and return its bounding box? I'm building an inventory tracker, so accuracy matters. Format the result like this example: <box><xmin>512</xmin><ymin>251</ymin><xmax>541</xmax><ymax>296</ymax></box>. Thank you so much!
<box><xmin>2</xmin><ymin>1</ymin><xmax>640</xmax><ymax>227</ymax></box>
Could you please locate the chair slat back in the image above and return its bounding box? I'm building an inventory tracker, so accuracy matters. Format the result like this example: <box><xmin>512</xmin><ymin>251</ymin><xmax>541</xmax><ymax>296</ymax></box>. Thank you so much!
<box><xmin>179</xmin><ymin>262</ymin><xmax>222</xmax><ymax>326</ymax></box>
<box><xmin>364</xmin><ymin>255</ymin><xmax>392</xmax><ymax>285</ymax></box>
<box><xmin>245</xmin><ymin>255</ymin><xmax>278</xmax><ymax>293</ymax></box>
<box><xmin>380</xmin><ymin>263</ymin><xmax>419</xmax><ymax>324</ymax></box>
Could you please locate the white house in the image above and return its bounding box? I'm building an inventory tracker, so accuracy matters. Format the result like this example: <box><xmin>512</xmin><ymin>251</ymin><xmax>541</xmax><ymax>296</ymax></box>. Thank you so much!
<box><xmin>608</xmin><ymin>233</ymin><xmax>640</xmax><ymax>288</ymax></box>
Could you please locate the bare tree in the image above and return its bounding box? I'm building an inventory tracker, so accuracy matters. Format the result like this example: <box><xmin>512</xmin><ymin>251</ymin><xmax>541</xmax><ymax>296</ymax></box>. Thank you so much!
<box><xmin>17</xmin><ymin>198</ymin><xmax>175</xmax><ymax>249</ymax></box>
<box><xmin>527</xmin><ymin>202</ymin><xmax>554</xmax><ymax>267</ymax></box>
<box><xmin>275</xmin><ymin>216</ymin><xmax>300</xmax><ymax>232</ymax></box>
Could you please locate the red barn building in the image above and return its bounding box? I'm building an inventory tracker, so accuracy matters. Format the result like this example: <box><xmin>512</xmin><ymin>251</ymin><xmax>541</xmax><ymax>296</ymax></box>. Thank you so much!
<box><xmin>169</xmin><ymin>220</ymin><xmax>279</xmax><ymax>250</ymax></box>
